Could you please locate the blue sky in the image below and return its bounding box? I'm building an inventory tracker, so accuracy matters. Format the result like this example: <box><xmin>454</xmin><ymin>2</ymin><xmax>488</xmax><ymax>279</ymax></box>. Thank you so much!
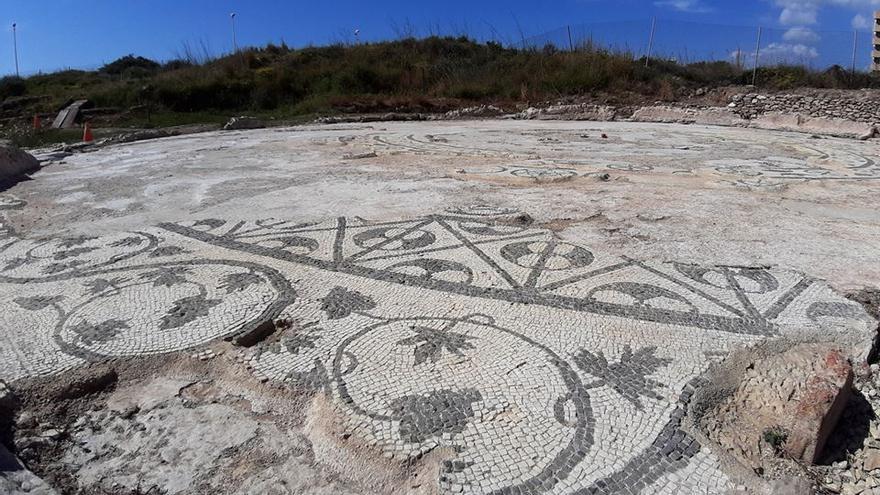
<box><xmin>2</xmin><ymin>0</ymin><xmax>880</xmax><ymax>75</ymax></box>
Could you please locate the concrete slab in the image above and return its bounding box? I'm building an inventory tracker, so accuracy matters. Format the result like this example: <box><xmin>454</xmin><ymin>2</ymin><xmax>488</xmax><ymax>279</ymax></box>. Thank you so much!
<box><xmin>50</xmin><ymin>100</ymin><xmax>88</xmax><ymax>129</ymax></box>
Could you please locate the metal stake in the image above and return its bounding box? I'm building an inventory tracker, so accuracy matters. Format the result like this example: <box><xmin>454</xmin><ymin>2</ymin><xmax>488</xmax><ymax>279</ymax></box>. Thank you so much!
<box><xmin>567</xmin><ymin>25</ymin><xmax>574</xmax><ymax>52</ymax></box>
<box><xmin>12</xmin><ymin>23</ymin><xmax>19</xmax><ymax>77</ymax></box>
<box><xmin>752</xmin><ymin>26</ymin><xmax>762</xmax><ymax>86</ymax></box>
<box><xmin>851</xmin><ymin>30</ymin><xmax>858</xmax><ymax>76</ymax></box>
<box><xmin>230</xmin><ymin>13</ymin><xmax>238</xmax><ymax>53</ymax></box>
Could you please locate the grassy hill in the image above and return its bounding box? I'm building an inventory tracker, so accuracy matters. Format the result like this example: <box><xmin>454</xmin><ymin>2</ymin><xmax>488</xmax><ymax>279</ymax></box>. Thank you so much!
<box><xmin>2</xmin><ymin>36</ymin><xmax>879</xmax><ymax>145</ymax></box>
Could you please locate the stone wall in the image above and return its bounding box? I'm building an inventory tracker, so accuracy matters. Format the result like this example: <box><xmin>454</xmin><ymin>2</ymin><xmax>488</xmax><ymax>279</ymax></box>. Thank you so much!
<box><xmin>727</xmin><ymin>92</ymin><xmax>880</xmax><ymax>124</ymax></box>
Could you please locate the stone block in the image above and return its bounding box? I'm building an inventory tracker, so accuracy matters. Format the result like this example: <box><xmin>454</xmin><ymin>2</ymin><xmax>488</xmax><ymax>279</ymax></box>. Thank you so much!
<box><xmin>705</xmin><ymin>343</ymin><xmax>853</xmax><ymax>465</ymax></box>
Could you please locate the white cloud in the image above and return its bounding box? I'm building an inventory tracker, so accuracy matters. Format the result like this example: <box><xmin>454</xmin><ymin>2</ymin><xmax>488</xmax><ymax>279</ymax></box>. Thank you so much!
<box><xmin>783</xmin><ymin>26</ymin><xmax>821</xmax><ymax>42</ymax></box>
<box><xmin>778</xmin><ymin>2</ymin><xmax>819</xmax><ymax>25</ymax></box>
<box><xmin>852</xmin><ymin>13</ymin><xmax>870</xmax><ymax>28</ymax></box>
<box><xmin>729</xmin><ymin>42</ymin><xmax>819</xmax><ymax>66</ymax></box>
<box><xmin>761</xmin><ymin>42</ymin><xmax>820</xmax><ymax>62</ymax></box>
<box><xmin>654</xmin><ymin>0</ymin><xmax>711</xmax><ymax>13</ymax></box>
<box><xmin>774</xmin><ymin>1</ymin><xmax>880</xmax><ymax>27</ymax></box>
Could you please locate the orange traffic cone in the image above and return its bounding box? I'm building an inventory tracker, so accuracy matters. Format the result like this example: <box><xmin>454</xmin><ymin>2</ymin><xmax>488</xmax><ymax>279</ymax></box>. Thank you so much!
<box><xmin>32</xmin><ymin>114</ymin><xmax>41</xmax><ymax>130</ymax></box>
<box><xmin>83</xmin><ymin>122</ymin><xmax>94</xmax><ymax>143</ymax></box>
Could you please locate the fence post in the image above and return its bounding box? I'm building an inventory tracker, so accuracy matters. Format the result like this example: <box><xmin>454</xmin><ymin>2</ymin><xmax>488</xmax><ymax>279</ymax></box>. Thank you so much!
<box><xmin>567</xmin><ymin>25</ymin><xmax>574</xmax><ymax>52</ymax></box>
<box><xmin>852</xmin><ymin>30</ymin><xmax>858</xmax><ymax>76</ymax></box>
<box><xmin>645</xmin><ymin>17</ymin><xmax>656</xmax><ymax>67</ymax></box>
<box><xmin>752</xmin><ymin>26</ymin><xmax>762</xmax><ymax>86</ymax></box>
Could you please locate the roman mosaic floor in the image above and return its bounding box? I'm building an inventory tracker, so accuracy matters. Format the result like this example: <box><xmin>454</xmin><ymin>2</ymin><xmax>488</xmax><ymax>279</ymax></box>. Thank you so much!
<box><xmin>369</xmin><ymin>125</ymin><xmax>880</xmax><ymax>185</ymax></box>
<box><xmin>2</xmin><ymin>121</ymin><xmax>879</xmax><ymax>494</ymax></box>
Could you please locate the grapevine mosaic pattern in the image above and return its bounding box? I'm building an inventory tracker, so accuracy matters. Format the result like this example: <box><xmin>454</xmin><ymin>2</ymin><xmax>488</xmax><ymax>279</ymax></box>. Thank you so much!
<box><xmin>0</xmin><ymin>202</ymin><xmax>874</xmax><ymax>494</ymax></box>
<box><xmin>367</xmin><ymin>128</ymin><xmax>880</xmax><ymax>183</ymax></box>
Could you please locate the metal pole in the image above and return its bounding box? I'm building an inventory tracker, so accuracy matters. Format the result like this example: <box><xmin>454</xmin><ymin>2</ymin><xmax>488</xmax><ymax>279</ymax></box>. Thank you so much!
<box><xmin>12</xmin><ymin>23</ymin><xmax>19</xmax><ymax>77</ymax></box>
<box><xmin>645</xmin><ymin>17</ymin><xmax>656</xmax><ymax>67</ymax></box>
<box><xmin>752</xmin><ymin>26</ymin><xmax>762</xmax><ymax>86</ymax></box>
<box><xmin>567</xmin><ymin>25</ymin><xmax>574</xmax><ymax>52</ymax></box>
<box><xmin>851</xmin><ymin>30</ymin><xmax>858</xmax><ymax>75</ymax></box>
<box><xmin>230</xmin><ymin>13</ymin><xmax>238</xmax><ymax>53</ymax></box>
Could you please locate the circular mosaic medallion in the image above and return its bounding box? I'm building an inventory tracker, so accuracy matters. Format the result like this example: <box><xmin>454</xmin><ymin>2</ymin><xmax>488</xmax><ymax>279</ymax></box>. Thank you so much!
<box><xmin>331</xmin><ymin>315</ymin><xmax>592</xmax><ymax>494</ymax></box>
<box><xmin>0</xmin><ymin>232</ymin><xmax>158</xmax><ymax>281</ymax></box>
<box><xmin>54</xmin><ymin>261</ymin><xmax>293</xmax><ymax>358</ymax></box>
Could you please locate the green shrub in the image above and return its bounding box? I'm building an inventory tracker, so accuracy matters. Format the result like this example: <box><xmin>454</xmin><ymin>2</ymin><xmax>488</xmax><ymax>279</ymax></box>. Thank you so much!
<box><xmin>8</xmin><ymin>36</ymin><xmax>880</xmax><ymax>125</ymax></box>
<box><xmin>162</xmin><ymin>59</ymin><xmax>194</xmax><ymax>72</ymax></box>
<box><xmin>100</xmin><ymin>55</ymin><xmax>161</xmax><ymax>76</ymax></box>
<box><xmin>0</xmin><ymin>76</ymin><xmax>26</xmax><ymax>99</ymax></box>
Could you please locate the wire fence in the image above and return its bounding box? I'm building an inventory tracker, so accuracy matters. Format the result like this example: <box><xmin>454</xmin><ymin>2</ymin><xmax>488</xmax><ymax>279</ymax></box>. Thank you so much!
<box><xmin>520</xmin><ymin>19</ymin><xmax>874</xmax><ymax>72</ymax></box>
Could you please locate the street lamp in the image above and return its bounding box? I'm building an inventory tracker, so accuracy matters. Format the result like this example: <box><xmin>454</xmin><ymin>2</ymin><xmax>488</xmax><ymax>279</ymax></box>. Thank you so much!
<box><xmin>354</xmin><ymin>28</ymin><xmax>360</xmax><ymax>45</ymax></box>
<box><xmin>12</xmin><ymin>22</ymin><xmax>19</xmax><ymax>77</ymax></box>
<box><xmin>230</xmin><ymin>13</ymin><xmax>238</xmax><ymax>53</ymax></box>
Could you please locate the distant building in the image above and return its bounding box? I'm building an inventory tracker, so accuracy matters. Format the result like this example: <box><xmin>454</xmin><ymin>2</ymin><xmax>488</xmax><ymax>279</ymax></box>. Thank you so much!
<box><xmin>874</xmin><ymin>11</ymin><xmax>880</xmax><ymax>71</ymax></box>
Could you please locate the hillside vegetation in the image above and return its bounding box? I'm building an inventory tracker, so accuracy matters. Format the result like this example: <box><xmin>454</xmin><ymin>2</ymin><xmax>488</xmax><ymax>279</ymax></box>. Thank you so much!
<box><xmin>2</xmin><ymin>36</ymin><xmax>879</xmax><ymax>135</ymax></box>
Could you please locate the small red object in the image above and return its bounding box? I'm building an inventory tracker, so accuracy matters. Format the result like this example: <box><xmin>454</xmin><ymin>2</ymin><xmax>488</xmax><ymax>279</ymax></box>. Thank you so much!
<box><xmin>82</xmin><ymin>122</ymin><xmax>94</xmax><ymax>142</ymax></box>
<box><xmin>32</xmin><ymin>114</ymin><xmax>41</xmax><ymax>130</ymax></box>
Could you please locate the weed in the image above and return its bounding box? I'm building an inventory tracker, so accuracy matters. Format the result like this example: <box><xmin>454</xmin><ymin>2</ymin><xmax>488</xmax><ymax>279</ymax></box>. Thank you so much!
<box><xmin>763</xmin><ymin>426</ymin><xmax>790</xmax><ymax>454</ymax></box>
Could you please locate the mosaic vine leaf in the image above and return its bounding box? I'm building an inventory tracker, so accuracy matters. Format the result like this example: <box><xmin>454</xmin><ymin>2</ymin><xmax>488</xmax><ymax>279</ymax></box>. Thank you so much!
<box><xmin>42</xmin><ymin>261</ymin><xmax>84</xmax><ymax>275</ymax></box>
<box><xmin>159</xmin><ymin>294</ymin><xmax>222</xmax><ymax>330</ymax></box>
<box><xmin>53</xmin><ymin>246</ymin><xmax>98</xmax><ymax>260</ymax></box>
<box><xmin>283</xmin><ymin>332</ymin><xmax>321</xmax><ymax>355</ymax></box>
<box><xmin>150</xmin><ymin>246</ymin><xmax>187</xmax><ymax>258</ymax></box>
<box><xmin>139</xmin><ymin>267</ymin><xmax>191</xmax><ymax>288</ymax></box>
<box><xmin>219</xmin><ymin>272</ymin><xmax>264</xmax><ymax>293</ymax></box>
<box><xmin>574</xmin><ymin>345</ymin><xmax>671</xmax><ymax>410</ymax></box>
<box><xmin>83</xmin><ymin>277</ymin><xmax>129</xmax><ymax>296</ymax></box>
<box><xmin>14</xmin><ymin>295</ymin><xmax>64</xmax><ymax>311</ymax></box>
<box><xmin>397</xmin><ymin>324</ymin><xmax>476</xmax><ymax>365</ymax></box>
<box><xmin>193</xmin><ymin>218</ymin><xmax>226</xmax><ymax>230</ymax></box>
<box><xmin>320</xmin><ymin>286</ymin><xmax>376</xmax><ymax>320</ymax></box>
<box><xmin>70</xmin><ymin>318</ymin><xmax>130</xmax><ymax>346</ymax></box>
<box><xmin>57</xmin><ymin>235</ymin><xmax>95</xmax><ymax>248</ymax></box>
<box><xmin>109</xmin><ymin>236</ymin><xmax>143</xmax><ymax>248</ymax></box>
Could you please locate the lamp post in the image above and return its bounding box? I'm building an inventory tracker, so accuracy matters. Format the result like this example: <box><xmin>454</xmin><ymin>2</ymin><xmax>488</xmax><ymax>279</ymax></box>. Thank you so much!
<box><xmin>12</xmin><ymin>22</ymin><xmax>19</xmax><ymax>77</ymax></box>
<box><xmin>230</xmin><ymin>13</ymin><xmax>238</xmax><ymax>53</ymax></box>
